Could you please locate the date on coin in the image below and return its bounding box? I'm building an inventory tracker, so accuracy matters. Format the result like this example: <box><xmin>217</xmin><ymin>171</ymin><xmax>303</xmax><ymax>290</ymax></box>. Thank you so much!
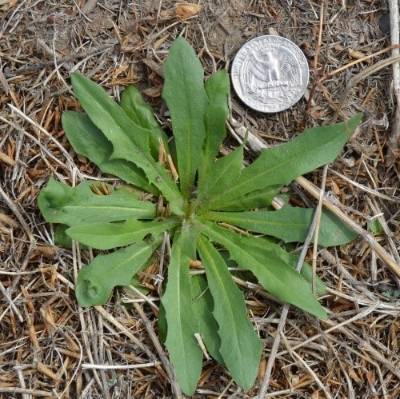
<box><xmin>231</xmin><ymin>35</ymin><xmax>309</xmax><ymax>113</ymax></box>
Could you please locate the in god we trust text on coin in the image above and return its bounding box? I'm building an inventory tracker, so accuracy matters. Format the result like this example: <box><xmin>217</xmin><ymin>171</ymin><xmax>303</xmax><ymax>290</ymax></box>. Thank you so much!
<box><xmin>231</xmin><ymin>35</ymin><xmax>309</xmax><ymax>113</ymax></box>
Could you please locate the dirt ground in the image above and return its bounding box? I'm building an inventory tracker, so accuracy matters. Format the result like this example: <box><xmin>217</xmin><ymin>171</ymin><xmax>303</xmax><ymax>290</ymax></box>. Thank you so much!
<box><xmin>0</xmin><ymin>0</ymin><xmax>399</xmax><ymax>398</ymax></box>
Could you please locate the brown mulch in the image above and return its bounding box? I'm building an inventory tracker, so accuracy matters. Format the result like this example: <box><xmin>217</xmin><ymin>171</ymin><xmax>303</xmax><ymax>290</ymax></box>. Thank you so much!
<box><xmin>1</xmin><ymin>0</ymin><xmax>399</xmax><ymax>398</ymax></box>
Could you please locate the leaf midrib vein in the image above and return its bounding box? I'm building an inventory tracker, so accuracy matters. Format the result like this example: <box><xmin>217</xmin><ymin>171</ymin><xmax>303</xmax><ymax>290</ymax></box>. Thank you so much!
<box><xmin>209</xmin><ymin>213</ymin><xmax>311</xmax><ymax>228</ymax></box>
<box><xmin>205</xmin><ymin>225</ymin><xmax>282</xmax><ymax>289</ymax></box>
<box><xmin>65</xmin><ymin>205</ymin><xmax>153</xmax><ymax>212</ymax></box>
<box><xmin>82</xmin><ymin>83</ymin><xmax>180</xmax><ymax>204</ymax></box>
<box><xmin>209</xmin><ymin>134</ymin><xmax>338</xmax><ymax>205</ymax></box>
<box><xmin>167</xmin><ymin>247</ymin><xmax>193</xmax><ymax>385</ymax></box>
<box><xmin>200</xmin><ymin>240</ymin><xmax>246</xmax><ymax>376</ymax></box>
<box><xmin>107</xmin><ymin>244</ymin><xmax>150</xmax><ymax>276</ymax></box>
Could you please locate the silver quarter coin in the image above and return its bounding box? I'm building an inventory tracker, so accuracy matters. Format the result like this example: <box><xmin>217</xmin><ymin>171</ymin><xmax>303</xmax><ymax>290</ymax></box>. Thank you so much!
<box><xmin>231</xmin><ymin>35</ymin><xmax>309</xmax><ymax>113</ymax></box>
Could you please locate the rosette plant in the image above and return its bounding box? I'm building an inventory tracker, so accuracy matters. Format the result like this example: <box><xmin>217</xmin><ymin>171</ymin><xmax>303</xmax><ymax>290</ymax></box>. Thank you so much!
<box><xmin>38</xmin><ymin>37</ymin><xmax>360</xmax><ymax>394</ymax></box>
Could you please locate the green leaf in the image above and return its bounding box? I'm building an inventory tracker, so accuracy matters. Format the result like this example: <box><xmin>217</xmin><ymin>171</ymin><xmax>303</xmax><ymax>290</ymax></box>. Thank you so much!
<box><xmin>208</xmin><ymin>114</ymin><xmax>362</xmax><ymax>208</ymax></box>
<box><xmin>70</xmin><ymin>73</ymin><xmax>184</xmax><ymax>215</ymax></box>
<box><xmin>198</xmin><ymin>147</ymin><xmax>244</xmax><ymax>208</ymax></box>
<box><xmin>121</xmin><ymin>86</ymin><xmax>168</xmax><ymax>158</ymax></box>
<box><xmin>237</xmin><ymin>234</ymin><xmax>326</xmax><ymax>296</ymax></box>
<box><xmin>200</xmin><ymin>222</ymin><xmax>327</xmax><ymax>319</ymax></box>
<box><xmin>162</xmin><ymin>37</ymin><xmax>208</xmax><ymax>198</ymax></box>
<box><xmin>368</xmin><ymin>218</ymin><xmax>384</xmax><ymax>236</ymax></box>
<box><xmin>209</xmin><ymin>186</ymin><xmax>280</xmax><ymax>211</ymax></box>
<box><xmin>66</xmin><ymin>218</ymin><xmax>178</xmax><ymax>250</ymax></box>
<box><xmin>198</xmin><ymin>70</ymin><xmax>230</xmax><ymax>192</ymax></box>
<box><xmin>197</xmin><ymin>236</ymin><xmax>262</xmax><ymax>390</ymax></box>
<box><xmin>162</xmin><ymin>227</ymin><xmax>203</xmax><ymax>395</ymax></box>
<box><xmin>157</xmin><ymin>303</ymin><xmax>167</xmax><ymax>343</ymax></box>
<box><xmin>53</xmin><ymin>224</ymin><xmax>90</xmax><ymax>250</ymax></box>
<box><xmin>38</xmin><ymin>178</ymin><xmax>155</xmax><ymax>226</ymax></box>
<box><xmin>76</xmin><ymin>240</ymin><xmax>157</xmax><ymax>307</ymax></box>
<box><xmin>206</xmin><ymin>206</ymin><xmax>357</xmax><ymax>247</ymax></box>
<box><xmin>71</xmin><ymin>73</ymin><xmax>149</xmax><ymax>152</ymax></box>
<box><xmin>62</xmin><ymin>111</ymin><xmax>155</xmax><ymax>193</ymax></box>
<box><xmin>191</xmin><ymin>275</ymin><xmax>223</xmax><ymax>364</ymax></box>
<box><xmin>54</xmin><ymin>224</ymin><xmax>73</xmax><ymax>248</ymax></box>
<box><xmin>199</xmin><ymin>147</ymin><xmax>279</xmax><ymax>211</ymax></box>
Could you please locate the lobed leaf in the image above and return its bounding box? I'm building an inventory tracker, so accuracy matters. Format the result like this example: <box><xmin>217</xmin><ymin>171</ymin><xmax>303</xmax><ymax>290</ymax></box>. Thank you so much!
<box><xmin>191</xmin><ymin>275</ymin><xmax>223</xmax><ymax>364</ymax></box>
<box><xmin>236</xmin><ymin>234</ymin><xmax>327</xmax><ymax>296</ymax></box>
<box><xmin>162</xmin><ymin>37</ymin><xmax>209</xmax><ymax>198</ymax></box>
<box><xmin>198</xmin><ymin>147</ymin><xmax>279</xmax><ymax>211</ymax></box>
<box><xmin>200</xmin><ymin>222</ymin><xmax>327</xmax><ymax>319</ymax></box>
<box><xmin>209</xmin><ymin>186</ymin><xmax>280</xmax><ymax>211</ymax></box>
<box><xmin>76</xmin><ymin>240</ymin><xmax>158</xmax><ymax>307</ymax></box>
<box><xmin>207</xmin><ymin>114</ymin><xmax>362</xmax><ymax>209</ymax></box>
<box><xmin>71</xmin><ymin>73</ymin><xmax>149</xmax><ymax>151</ymax></box>
<box><xmin>121</xmin><ymin>86</ymin><xmax>168</xmax><ymax>158</ymax></box>
<box><xmin>161</xmin><ymin>226</ymin><xmax>203</xmax><ymax>395</ymax></box>
<box><xmin>38</xmin><ymin>178</ymin><xmax>156</xmax><ymax>226</ymax></box>
<box><xmin>206</xmin><ymin>206</ymin><xmax>357</xmax><ymax>247</ymax></box>
<box><xmin>70</xmin><ymin>73</ymin><xmax>184</xmax><ymax>215</ymax></box>
<box><xmin>198</xmin><ymin>236</ymin><xmax>262</xmax><ymax>390</ymax></box>
<box><xmin>66</xmin><ymin>218</ymin><xmax>178</xmax><ymax>250</ymax></box>
<box><xmin>198</xmin><ymin>70</ymin><xmax>230</xmax><ymax>193</ymax></box>
<box><xmin>62</xmin><ymin>111</ymin><xmax>155</xmax><ymax>193</ymax></box>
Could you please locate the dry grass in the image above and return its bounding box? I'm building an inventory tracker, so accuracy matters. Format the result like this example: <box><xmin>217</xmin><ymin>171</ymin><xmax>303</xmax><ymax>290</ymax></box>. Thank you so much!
<box><xmin>1</xmin><ymin>0</ymin><xmax>399</xmax><ymax>398</ymax></box>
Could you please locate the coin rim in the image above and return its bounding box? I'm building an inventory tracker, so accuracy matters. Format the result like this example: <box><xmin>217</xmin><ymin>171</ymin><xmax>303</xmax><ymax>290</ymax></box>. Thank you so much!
<box><xmin>231</xmin><ymin>35</ymin><xmax>310</xmax><ymax>113</ymax></box>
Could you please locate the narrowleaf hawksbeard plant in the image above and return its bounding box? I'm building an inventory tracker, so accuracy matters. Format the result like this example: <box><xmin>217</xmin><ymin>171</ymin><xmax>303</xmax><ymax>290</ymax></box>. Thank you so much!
<box><xmin>38</xmin><ymin>37</ymin><xmax>361</xmax><ymax>395</ymax></box>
